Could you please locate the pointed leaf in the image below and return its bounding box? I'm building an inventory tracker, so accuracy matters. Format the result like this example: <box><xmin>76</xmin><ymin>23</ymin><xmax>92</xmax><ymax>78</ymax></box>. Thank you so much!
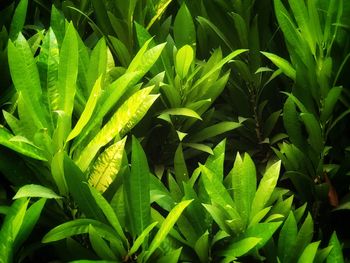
<box><xmin>8</xmin><ymin>34</ymin><xmax>47</xmax><ymax>129</ymax></box>
<box><xmin>251</xmin><ymin>161</ymin><xmax>281</xmax><ymax>218</ymax></box>
<box><xmin>67</xmin><ymin>76</ymin><xmax>103</xmax><ymax>142</ymax></box>
<box><xmin>261</xmin><ymin>52</ymin><xmax>296</xmax><ymax>80</ymax></box>
<box><xmin>88</xmin><ymin>138</ymin><xmax>126</xmax><ymax>193</ymax></box>
<box><xmin>124</xmin><ymin>136</ymin><xmax>151</xmax><ymax>237</ymax></box>
<box><xmin>9</xmin><ymin>0</ymin><xmax>28</xmax><ymax>40</ymax></box>
<box><xmin>175</xmin><ymin>45</ymin><xmax>194</xmax><ymax>79</ymax></box>
<box><xmin>76</xmin><ymin>87</ymin><xmax>158</xmax><ymax>171</ymax></box>
<box><xmin>297</xmin><ymin>241</ymin><xmax>320</xmax><ymax>263</ymax></box>
<box><xmin>88</xmin><ymin>186</ymin><xmax>127</xmax><ymax>244</ymax></box>
<box><xmin>231</xmin><ymin>153</ymin><xmax>257</xmax><ymax>226</ymax></box>
<box><xmin>145</xmin><ymin>200</ymin><xmax>193</xmax><ymax>261</ymax></box>
<box><xmin>220</xmin><ymin>237</ymin><xmax>262</xmax><ymax>261</ymax></box>
<box><xmin>327</xmin><ymin>232</ymin><xmax>344</xmax><ymax>263</ymax></box>
<box><xmin>13</xmin><ymin>184</ymin><xmax>61</xmax><ymax>199</ymax></box>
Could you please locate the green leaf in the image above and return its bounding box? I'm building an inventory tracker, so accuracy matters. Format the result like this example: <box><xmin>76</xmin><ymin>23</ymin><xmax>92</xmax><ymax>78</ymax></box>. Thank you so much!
<box><xmin>220</xmin><ymin>237</ymin><xmax>262</xmax><ymax>261</ymax></box>
<box><xmin>273</xmin><ymin>0</ymin><xmax>306</xmax><ymax>62</ymax></box>
<box><xmin>124</xmin><ymin>136</ymin><xmax>151</xmax><ymax>237</ymax></box>
<box><xmin>0</xmin><ymin>127</ymin><xmax>47</xmax><ymax>161</ymax></box>
<box><xmin>127</xmin><ymin>41</ymin><xmax>166</xmax><ymax>81</ymax></box>
<box><xmin>283</xmin><ymin>97</ymin><xmax>305</xmax><ymax>149</ymax></box>
<box><xmin>173</xmin><ymin>3</ymin><xmax>196</xmax><ymax>47</ymax></box>
<box><xmin>0</xmin><ymin>198</ymin><xmax>28</xmax><ymax>262</ymax></box>
<box><xmin>89</xmin><ymin>225</ymin><xmax>118</xmax><ymax>260</ymax></box>
<box><xmin>159</xmin><ymin>108</ymin><xmax>202</xmax><ymax>120</ymax></box>
<box><xmin>263</xmin><ymin>110</ymin><xmax>281</xmax><ymax>138</ymax></box>
<box><xmin>200</xmin><ymin>165</ymin><xmax>235</xmax><ymax>209</ymax></box>
<box><xmin>288</xmin><ymin>0</ymin><xmax>314</xmax><ymax>54</ymax></box>
<box><xmin>297</xmin><ymin>241</ymin><xmax>320</xmax><ymax>263</ymax></box>
<box><xmin>50</xmin><ymin>5</ymin><xmax>65</xmax><ymax>45</ymax></box>
<box><xmin>175</xmin><ymin>45</ymin><xmax>194</xmax><ymax>79</ymax></box>
<box><xmin>261</xmin><ymin>52</ymin><xmax>296</xmax><ymax>80</ymax></box>
<box><xmin>300</xmin><ymin>113</ymin><xmax>323</xmax><ymax>153</ymax></box>
<box><xmin>315</xmin><ymin>246</ymin><xmax>333</xmax><ymax>263</ymax></box>
<box><xmin>55</xmin><ymin>22</ymin><xmax>78</xmax><ymax>144</ymax></box>
<box><xmin>67</xmin><ymin>76</ymin><xmax>103</xmax><ymax>142</ymax></box>
<box><xmin>42</xmin><ymin>219</ymin><xmax>120</xmax><ymax>244</ymax></box>
<box><xmin>190</xmin><ymin>122</ymin><xmax>241</xmax><ymax>143</ymax></box>
<box><xmin>76</xmin><ymin>87</ymin><xmax>158</xmax><ymax>171</ymax></box>
<box><xmin>86</xmin><ymin>39</ymin><xmax>107</xmax><ymax>94</ymax></box>
<box><xmin>13</xmin><ymin>184</ymin><xmax>61</xmax><ymax>199</ymax></box>
<box><xmin>128</xmin><ymin>222</ymin><xmax>158</xmax><ymax>257</ymax></box>
<box><xmin>230</xmin><ymin>12</ymin><xmax>248</xmax><ymax>47</ymax></box>
<box><xmin>321</xmin><ymin>87</ymin><xmax>342</xmax><ymax>123</ymax></box>
<box><xmin>244</xmin><ymin>222</ymin><xmax>282</xmax><ymax>249</ymax></box>
<box><xmin>174</xmin><ymin>143</ymin><xmax>189</xmax><ymax>183</ymax></box>
<box><xmin>278</xmin><ymin>212</ymin><xmax>297</xmax><ymax>263</ymax></box>
<box><xmin>196</xmin><ymin>16</ymin><xmax>234</xmax><ymax>51</ymax></box>
<box><xmin>204</xmin><ymin>139</ymin><xmax>225</xmax><ymax>181</ymax></box>
<box><xmin>9</xmin><ymin>0</ymin><xmax>28</xmax><ymax>40</ymax></box>
<box><xmin>194</xmin><ymin>231</ymin><xmax>209</xmax><ymax>263</ymax></box>
<box><xmin>8</xmin><ymin>34</ymin><xmax>48</xmax><ymax>129</ymax></box>
<box><xmin>231</xmin><ymin>153</ymin><xmax>257</xmax><ymax>226</ymax></box>
<box><xmin>14</xmin><ymin>198</ymin><xmax>46</xmax><ymax>250</ymax></box>
<box><xmin>202</xmin><ymin>203</ymin><xmax>231</xmax><ymax>234</ymax></box>
<box><xmin>250</xmin><ymin>161</ymin><xmax>281</xmax><ymax>219</ymax></box>
<box><xmin>88</xmin><ymin>137</ymin><xmax>126</xmax><ymax>193</ymax></box>
<box><xmin>327</xmin><ymin>232</ymin><xmax>344</xmax><ymax>263</ymax></box>
<box><xmin>184</xmin><ymin>143</ymin><xmax>213</xmax><ymax>158</ymax></box>
<box><xmin>291</xmin><ymin>213</ymin><xmax>314</xmax><ymax>262</ymax></box>
<box><xmin>248</xmin><ymin>207</ymin><xmax>272</xmax><ymax>227</ymax></box>
<box><xmin>156</xmin><ymin>247</ymin><xmax>182</xmax><ymax>263</ymax></box>
<box><xmin>37</xmin><ymin>28</ymin><xmax>59</xmax><ymax>130</ymax></box>
<box><xmin>192</xmin><ymin>49</ymin><xmax>247</xmax><ymax>92</ymax></box>
<box><xmin>88</xmin><ymin>186</ymin><xmax>127</xmax><ymax>244</ymax></box>
<box><xmin>51</xmin><ymin>150</ymin><xmax>68</xmax><ymax>196</ymax></box>
<box><xmin>110</xmin><ymin>36</ymin><xmax>131</xmax><ymax>67</ymax></box>
<box><xmin>145</xmin><ymin>200</ymin><xmax>193</xmax><ymax>261</ymax></box>
<box><xmin>90</xmin><ymin>0</ymin><xmax>113</xmax><ymax>36</ymax></box>
<box><xmin>147</xmin><ymin>0</ymin><xmax>172</xmax><ymax>30</ymax></box>
<box><xmin>64</xmin><ymin>155</ymin><xmax>105</xmax><ymax>222</ymax></box>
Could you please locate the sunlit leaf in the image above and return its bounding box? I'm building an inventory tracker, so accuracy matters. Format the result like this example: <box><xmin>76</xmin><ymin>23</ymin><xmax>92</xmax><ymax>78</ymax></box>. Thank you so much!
<box><xmin>88</xmin><ymin>138</ymin><xmax>126</xmax><ymax>193</ymax></box>
<box><xmin>76</xmin><ymin>87</ymin><xmax>158</xmax><ymax>171</ymax></box>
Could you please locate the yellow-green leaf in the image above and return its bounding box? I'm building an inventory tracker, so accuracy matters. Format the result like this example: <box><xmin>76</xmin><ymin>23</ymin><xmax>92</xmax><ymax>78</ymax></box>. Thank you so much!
<box><xmin>88</xmin><ymin>137</ymin><xmax>126</xmax><ymax>193</ymax></box>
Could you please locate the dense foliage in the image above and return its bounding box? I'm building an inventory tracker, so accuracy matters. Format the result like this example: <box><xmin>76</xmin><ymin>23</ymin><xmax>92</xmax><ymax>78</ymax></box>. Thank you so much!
<box><xmin>0</xmin><ymin>0</ymin><xmax>350</xmax><ymax>262</ymax></box>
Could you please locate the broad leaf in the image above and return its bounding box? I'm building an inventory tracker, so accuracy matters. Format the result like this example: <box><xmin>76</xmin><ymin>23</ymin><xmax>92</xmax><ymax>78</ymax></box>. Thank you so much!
<box><xmin>231</xmin><ymin>153</ymin><xmax>257</xmax><ymax>226</ymax></box>
<box><xmin>175</xmin><ymin>45</ymin><xmax>194</xmax><ymax>79</ymax></box>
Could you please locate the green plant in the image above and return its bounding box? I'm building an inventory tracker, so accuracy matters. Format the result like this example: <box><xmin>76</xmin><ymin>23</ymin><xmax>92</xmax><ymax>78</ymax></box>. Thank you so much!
<box><xmin>262</xmin><ymin>0</ymin><xmax>350</xmax><ymax>211</ymax></box>
<box><xmin>1</xmin><ymin>12</ymin><xmax>163</xmax><ymax>191</ymax></box>
<box><xmin>179</xmin><ymin>0</ymin><xmax>285</xmax><ymax>162</ymax></box>
<box><xmin>130</xmin><ymin>5</ymin><xmax>247</xmax><ymax>168</ymax></box>
<box><xmin>0</xmin><ymin>189</ymin><xmax>56</xmax><ymax>263</ymax></box>
<box><xmin>41</xmin><ymin>136</ymin><xmax>192</xmax><ymax>262</ymax></box>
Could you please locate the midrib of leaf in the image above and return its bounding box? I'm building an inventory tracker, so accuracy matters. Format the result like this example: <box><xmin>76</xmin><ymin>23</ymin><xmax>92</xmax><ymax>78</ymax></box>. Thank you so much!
<box><xmin>89</xmin><ymin>137</ymin><xmax>126</xmax><ymax>193</ymax></box>
<box><xmin>76</xmin><ymin>87</ymin><xmax>158</xmax><ymax>171</ymax></box>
